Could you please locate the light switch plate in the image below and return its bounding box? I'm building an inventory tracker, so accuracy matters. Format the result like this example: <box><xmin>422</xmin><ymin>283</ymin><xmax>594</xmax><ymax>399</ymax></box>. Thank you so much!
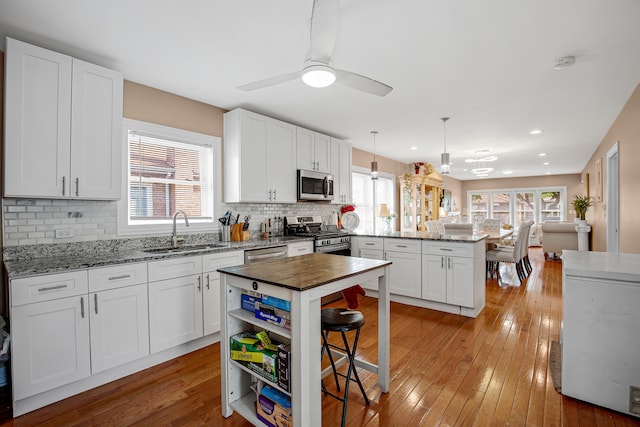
<box><xmin>55</xmin><ymin>229</ymin><xmax>74</xmax><ymax>239</ymax></box>
<box><xmin>630</xmin><ymin>385</ymin><xmax>640</xmax><ymax>415</ymax></box>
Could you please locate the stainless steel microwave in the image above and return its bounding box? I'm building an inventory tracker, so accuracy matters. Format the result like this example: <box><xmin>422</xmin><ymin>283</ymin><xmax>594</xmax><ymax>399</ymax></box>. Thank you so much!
<box><xmin>297</xmin><ymin>169</ymin><xmax>334</xmax><ymax>201</ymax></box>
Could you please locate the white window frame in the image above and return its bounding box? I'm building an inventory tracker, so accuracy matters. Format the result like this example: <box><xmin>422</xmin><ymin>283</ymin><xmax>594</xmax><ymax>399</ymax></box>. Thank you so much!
<box><xmin>117</xmin><ymin>119</ymin><xmax>222</xmax><ymax>236</ymax></box>
<box><xmin>466</xmin><ymin>186</ymin><xmax>567</xmax><ymax>226</ymax></box>
<box><xmin>351</xmin><ymin>166</ymin><xmax>396</xmax><ymax>233</ymax></box>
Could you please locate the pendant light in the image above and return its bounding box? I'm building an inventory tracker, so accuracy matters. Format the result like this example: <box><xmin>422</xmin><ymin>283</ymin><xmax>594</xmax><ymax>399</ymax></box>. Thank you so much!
<box><xmin>440</xmin><ymin>117</ymin><xmax>450</xmax><ymax>175</ymax></box>
<box><xmin>370</xmin><ymin>130</ymin><xmax>379</xmax><ymax>180</ymax></box>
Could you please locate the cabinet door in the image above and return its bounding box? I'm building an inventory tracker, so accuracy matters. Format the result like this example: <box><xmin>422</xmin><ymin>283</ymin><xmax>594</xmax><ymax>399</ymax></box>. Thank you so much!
<box><xmin>70</xmin><ymin>58</ymin><xmax>123</xmax><ymax>199</ymax></box>
<box><xmin>148</xmin><ymin>274</ymin><xmax>204</xmax><ymax>353</ymax></box>
<box><xmin>238</xmin><ymin>111</ymin><xmax>269</xmax><ymax>202</ymax></box>
<box><xmin>359</xmin><ymin>248</ymin><xmax>384</xmax><ymax>291</ymax></box>
<box><xmin>296</xmin><ymin>127</ymin><xmax>314</xmax><ymax>171</ymax></box>
<box><xmin>330</xmin><ymin>138</ymin><xmax>351</xmax><ymax>204</ymax></box>
<box><xmin>89</xmin><ymin>284</ymin><xmax>149</xmax><ymax>374</ymax></box>
<box><xmin>421</xmin><ymin>254</ymin><xmax>447</xmax><ymax>303</ymax></box>
<box><xmin>446</xmin><ymin>256</ymin><xmax>475</xmax><ymax>307</ymax></box>
<box><xmin>313</xmin><ymin>132</ymin><xmax>331</xmax><ymax>173</ymax></box>
<box><xmin>4</xmin><ymin>38</ymin><xmax>72</xmax><ymax>198</ymax></box>
<box><xmin>11</xmin><ymin>296</ymin><xmax>90</xmax><ymax>400</ymax></box>
<box><xmin>267</xmin><ymin>119</ymin><xmax>297</xmax><ymax>202</ymax></box>
<box><xmin>385</xmin><ymin>251</ymin><xmax>422</xmax><ymax>298</ymax></box>
<box><xmin>202</xmin><ymin>251</ymin><xmax>244</xmax><ymax>336</ymax></box>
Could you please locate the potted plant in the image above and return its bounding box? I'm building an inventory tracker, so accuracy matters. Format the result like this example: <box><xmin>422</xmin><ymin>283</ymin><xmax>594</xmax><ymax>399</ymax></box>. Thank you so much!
<box><xmin>571</xmin><ymin>193</ymin><xmax>593</xmax><ymax>221</ymax></box>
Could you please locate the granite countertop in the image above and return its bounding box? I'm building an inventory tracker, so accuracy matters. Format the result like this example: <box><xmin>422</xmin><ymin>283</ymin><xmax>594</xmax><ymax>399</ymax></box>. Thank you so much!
<box><xmin>353</xmin><ymin>230</ymin><xmax>489</xmax><ymax>243</ymax></box>
<box><xmin>218</xmin><ymin>252</ymin><xmax>391</xmax><ymax>291</ymax></box>
<box><xmin>4</xmin><ymin>236</ymin><xmax>313</xmax><ymax>279</ymax></box>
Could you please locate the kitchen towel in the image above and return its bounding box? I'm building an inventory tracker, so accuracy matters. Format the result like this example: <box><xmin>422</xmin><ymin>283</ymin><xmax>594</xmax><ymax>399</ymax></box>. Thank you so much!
<box><xmin>341</xmin><ymin>285</ymin><xmax>366</xmax><ymax>309</ymax></box>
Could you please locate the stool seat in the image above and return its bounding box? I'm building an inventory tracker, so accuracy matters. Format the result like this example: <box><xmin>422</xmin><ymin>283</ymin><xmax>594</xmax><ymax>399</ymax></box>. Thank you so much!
<box><xmin>321</xmin><ymin>308</ymin><xmax>365</xmax><ymax>331</ymax></box>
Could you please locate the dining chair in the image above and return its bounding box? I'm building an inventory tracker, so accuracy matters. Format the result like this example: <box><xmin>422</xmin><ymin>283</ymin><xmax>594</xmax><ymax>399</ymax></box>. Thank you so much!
<box><xmin>486</xmin><ymin>221</ymin><xmax>532</xmax><ymax>283</ymax></box>
<box><xmin>443</xmin><ymin>223</ymin><xmax>474</xmax><ymax>235</ymax></box>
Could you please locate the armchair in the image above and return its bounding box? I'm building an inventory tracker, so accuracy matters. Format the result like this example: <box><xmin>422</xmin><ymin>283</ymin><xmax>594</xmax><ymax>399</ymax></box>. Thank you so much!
<box><xmin>541</xmin><ymin>222</ymin><xmax>579</xmax><ymax>259</ymax></box>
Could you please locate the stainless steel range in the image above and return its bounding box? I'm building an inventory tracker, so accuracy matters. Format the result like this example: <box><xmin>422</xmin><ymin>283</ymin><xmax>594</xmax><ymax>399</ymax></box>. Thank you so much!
<box><xmin>284</xmin><ymin>215</ymin><xmax>351</xmax><ymax>255</ymax></box>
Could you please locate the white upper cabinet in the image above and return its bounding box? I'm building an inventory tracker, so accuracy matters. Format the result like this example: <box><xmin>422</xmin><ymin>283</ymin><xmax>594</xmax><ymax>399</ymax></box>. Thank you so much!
<box><xmin>224</xmin><ymin>109</ymin><xmax>296</xmax><ymax>203</ymax></box>
<box><xmin>296</xmin><ymin>127</ymin><xmax>331</xmax><ymax>173</ymax></box>
<box><xmin>4</xmin><ymin>38</ymin><xmax>123</xmax><ymax>200</ymax></box>
<box><xmin>330</xmin><ymin>138</ymin><xmax>352</xmax><ymax>204</ymax></box>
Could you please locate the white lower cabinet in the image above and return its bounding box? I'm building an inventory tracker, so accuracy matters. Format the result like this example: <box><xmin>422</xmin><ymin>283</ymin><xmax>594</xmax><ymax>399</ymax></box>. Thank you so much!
<box><xmin>287</xmin><ymin>240</ymin><xmax>314</xmax><ymax>257</ymax></box>
<box><xmin>422</xmin><ymin>242</ymin><xmax>476</xmax><ymax>308</ymax></box>
<box><xmin>384</xmin><ymin>239</ymin><xmax>422</xmax><ymax>298</ymax></box>
<box><xmin>202</xmin><ymin>251</ymin><xmax>244</xmax><ymax>336</ymax></box>
<box><xmin>10</xmin><ymin>271</ymin><xmax>91</xmax><ymax>400</ymax></box>
<box><xmin>353</xmin><ymin>237</ymin><xmax>384</xmax><ymax>290</ymax></box>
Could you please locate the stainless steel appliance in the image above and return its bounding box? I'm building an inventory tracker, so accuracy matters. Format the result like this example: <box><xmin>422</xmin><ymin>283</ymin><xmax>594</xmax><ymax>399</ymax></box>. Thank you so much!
<box><xmin>297</xmin><ymin>169</ymin><xmax>334</xmax><ymax>201</ymax></box>
<box><xmin>284</xmin><ymin>216</ymin><xmax>350</xmax><ymax>255</ymax></box>
<box><xmin>244</xmin><ymin>245</ymin><xmax>287</xmax><ymax>263</ymax></box>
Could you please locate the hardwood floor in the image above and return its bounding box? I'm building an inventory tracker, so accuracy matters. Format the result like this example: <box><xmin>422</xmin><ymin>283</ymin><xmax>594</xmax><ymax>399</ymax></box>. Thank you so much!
<box><xmin>1</xmin><ymin>247</ymin><xmax>639</xmax><ymax>426</ymax></box>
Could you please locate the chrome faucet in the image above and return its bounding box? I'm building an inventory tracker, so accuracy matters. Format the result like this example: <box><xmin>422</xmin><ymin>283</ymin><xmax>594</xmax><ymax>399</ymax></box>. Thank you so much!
<box><xmin>172</xmin><ymin>210</ymin><xmax>189</xmax><ymax>248</ymax></box>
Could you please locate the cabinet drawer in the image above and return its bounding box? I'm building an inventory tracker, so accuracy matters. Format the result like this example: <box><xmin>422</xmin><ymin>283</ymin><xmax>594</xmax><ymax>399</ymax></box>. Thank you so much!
<box><xmin>422</xmin><ymin>241</ymin><xmax>473</xmax><ymax>258</ymax></box>
<box><xmin>384</xmin><ymin>238</ymin><xmax>421</xmax><ymax>253</ymax></box>
<box><xmin>357</xmin><ymin>237</ymin><xmax>383</xmax><ymax>250</ymax></box>
<box><xmin>148</xmin><ymin>255</ymin><xmax>203</xmax><ymax>282</ymax></box>
<box><xmin>88</xmin><ymin>262</ymin><xmax>148</xmax><ymax>292</ymax></box>
<box><xmin>11</xmin><ymin>271</ymin><xmax>88</xmax><ymax>307</ymax></box>
<box><xmin>202</xmin><ymin>250</ymin><xmax>244</xmax><ymax>280</ymax></box>
<box><xmin>287</xmin><ymin>241</ymin><xmax>313</xmax><ymax>257</ymax></box>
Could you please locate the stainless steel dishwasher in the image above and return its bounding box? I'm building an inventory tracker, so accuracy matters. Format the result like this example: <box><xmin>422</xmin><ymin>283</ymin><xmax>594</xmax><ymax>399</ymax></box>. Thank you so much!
<box><xmin>244</xmin><ymin>245</ymin><xmax>288</xmax><ymax>263</ymax></box>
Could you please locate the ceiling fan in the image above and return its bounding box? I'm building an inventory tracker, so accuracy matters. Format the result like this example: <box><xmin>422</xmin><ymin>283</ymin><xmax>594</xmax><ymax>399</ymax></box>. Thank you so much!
<box><xmin>237</xmin><ymin>0</ymin><xmax>393</xmax><ymax>97</ymax></box>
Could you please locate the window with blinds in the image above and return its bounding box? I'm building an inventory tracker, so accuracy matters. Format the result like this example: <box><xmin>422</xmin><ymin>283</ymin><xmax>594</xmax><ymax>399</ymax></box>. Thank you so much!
<box><xmin>117</xmin><ymin>119</ymin><xmax>221</xmax><ymax>236</ymax></box>
<box><xmin>127</xmin><ymin>131</ymin><xmax>213</xmax><ymax>223</ymax></box>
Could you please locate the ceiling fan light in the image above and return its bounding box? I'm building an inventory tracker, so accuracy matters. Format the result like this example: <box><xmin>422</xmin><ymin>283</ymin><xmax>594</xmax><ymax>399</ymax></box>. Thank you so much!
<box><xmin>302</xmin><ymin>65</ymin><xmax>336</xmax><ymax>88</ymax></box>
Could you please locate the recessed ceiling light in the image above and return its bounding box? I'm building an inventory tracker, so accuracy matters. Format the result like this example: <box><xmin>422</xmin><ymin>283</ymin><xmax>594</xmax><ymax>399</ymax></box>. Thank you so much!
<box><xmin>553</xmin><ymin>56</ymin><xmax>576</xmax><ymax>70</ymax></box>
<box><xmin>543</xmin><ymin>162</ymin><xmax>550</xmax><ymax>166</ymax></box>
<box><xmin>546</xmin><ymin>171</ymin><xmax>551</xmax><ymax>175</ymax></box>
<box><xmin>539</xmin><ymin>153</ymin><xmax>547</xmax><ymax>157</ymax></box>
<box><xmin>503</xmin><ymin>170</ymin><xmax>513</xmax><ymax>175</ymax></box>
<box><xmin>529</xmin><ymin>129</ymin><xmax>543</xmax><ymax>135</ymax></box>
<box><xmin>410</xmin><ymin>146</ymin><xmax>418</xmax><ymax>150</ymax></box>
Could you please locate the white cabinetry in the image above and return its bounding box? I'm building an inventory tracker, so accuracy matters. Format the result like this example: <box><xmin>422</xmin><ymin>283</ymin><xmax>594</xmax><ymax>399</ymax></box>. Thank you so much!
<box><xmin>330</xmin><ymin>138</ymin><xmax>352</xmax><ymax>204</ymax></box>
<box><xmin>287</xmin><ymin>240</ymin><xmax>314</xmax><ymax>257</ymax></box>
<box><xmin>384</xmin><ymin>239</ymin><xmax>422</xmax><ymax>298</ymax></box>
<box><xmin>87</xmin><ymin>263</ymin><xmax>149</xmax><ymax>374</ymax></box>
<box><xmin>148</xmin><ymin>256</ymin><xmax>204</xmax><ymax>353</ymax></box>
<box><xmin>10</xmin><ymin>271</ymin><xmax>90</xmax><ymax>400</ymax></box>
<box><xmin>202</xmin><ymin>251</ymin><xmax>244</xmax><ymax>336</ymax></box>
<box><xmin>296</xmin><ymin>127</ymin><xmax>331</xmax><ymax>173</ymax></box>
<box><xmin>352</xmin><ymin>237</ymin><xmax>384</xmax><ymax>290</ymax></box>
<box><xmin>422</xmin><ymin>241</ymin><xmax>485</xmax><ymax>313</ymax></box>
<box><xmin>224</xmin><ymin>109</ymin><xmax>296</xmax><ymax>203</ymax></box>
<box><xmin>4</xmin><ymin>38</ymin><xmax>123</xmax><ymax>200</ymax></box>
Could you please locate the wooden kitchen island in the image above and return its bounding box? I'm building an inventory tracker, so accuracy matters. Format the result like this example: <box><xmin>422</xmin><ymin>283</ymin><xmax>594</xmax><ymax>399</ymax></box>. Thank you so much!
<box><xmin>218</xmin><ymin>253</ymin><xmax>392</xmax><ymax>427</ymax></box>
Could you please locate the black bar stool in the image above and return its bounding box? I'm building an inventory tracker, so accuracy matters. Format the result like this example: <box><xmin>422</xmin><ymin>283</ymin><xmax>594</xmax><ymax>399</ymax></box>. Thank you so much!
<box><xmin>321</xmin><ymin>307</ymin><xmax>370</xmax><ymax>427</ymax></box>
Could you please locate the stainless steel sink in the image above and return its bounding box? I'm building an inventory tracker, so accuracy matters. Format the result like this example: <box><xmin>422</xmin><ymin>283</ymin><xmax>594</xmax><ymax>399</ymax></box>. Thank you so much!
<box><xmin>143</xmin><ymin>243</ymin><xmax>226</xmax><ymax>254</ymax></box>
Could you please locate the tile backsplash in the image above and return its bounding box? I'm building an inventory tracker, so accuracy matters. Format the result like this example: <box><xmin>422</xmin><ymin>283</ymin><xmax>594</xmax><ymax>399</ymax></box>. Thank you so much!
<box><xmin>2</xmin><ymin>198</ymin><xmax>344</xmax><ymax>247</ymax></box>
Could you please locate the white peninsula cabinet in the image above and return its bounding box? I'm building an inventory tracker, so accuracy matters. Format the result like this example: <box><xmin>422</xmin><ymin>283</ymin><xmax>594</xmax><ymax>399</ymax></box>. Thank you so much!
<box><xmin>4</xmin><ymin>38</ymin><xmax>123</xmax><ymax>200</ymax></box>
<box><xmin>296</xmin><ymin>127</ymin><xmax>331</xmax><ymax>173</ymax></box>
<box><xmin>384</xmin><ymin>239</ymin><xmax>422</xmax><ymax>298</ymax></box>
<box><xmin>224</xmin><ymin>109</ymin><xmax>297</xmax><ymax>203</ymax></box>
<box><xmin>352</xmin><ymin>237</ymin><xmax>384</xmax><ymax>290</ymax></box>
<box><xmin>330</xmin><ymin>138</ymin><xmax>352</xmax><ymax>204</ymax></box>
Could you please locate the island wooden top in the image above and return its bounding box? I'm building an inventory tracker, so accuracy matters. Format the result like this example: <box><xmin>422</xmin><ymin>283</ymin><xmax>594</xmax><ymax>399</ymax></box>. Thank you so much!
<box><xmin>217</xmin><ymin>253</ymin><xmax>391</xmax><ymax>291</ymax></box>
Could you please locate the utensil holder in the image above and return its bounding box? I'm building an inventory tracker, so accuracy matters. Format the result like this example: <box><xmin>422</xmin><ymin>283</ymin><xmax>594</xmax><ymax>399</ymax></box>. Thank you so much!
<box><xmin>221</xmin><ymin>225</ymin><xmax>231</xmax><ymax>242</ymax></box>
<box><xmin>231</xmin><ymin>223</ymin><xmax>248</xmax><ymax>241</ymax></box>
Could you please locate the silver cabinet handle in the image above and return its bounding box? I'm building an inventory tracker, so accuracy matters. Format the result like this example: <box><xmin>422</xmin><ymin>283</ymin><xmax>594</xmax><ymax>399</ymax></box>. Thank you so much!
<box><xmin>268</xmin><ymin>189</ymin><xmax>272</xmax><ymax>200</ymax></box>
<box><xmin>80</xmin><ymin>297</ymin><xmax>85</xmax><ymax>318</ymax></box>
<box><xmin>62</xmin><ymin>176</ymin><xmax>66</xmax><ymax>196</ymax></box>
<box><xmin>441</xmin><ymin>256</ymin><xmax>444</xmax><ymax>268</ymax></box>
<box><xmin>448</xmin><ymin>257</ymin><xmax>452</xmax><ymax>269</ymax></box>
<box><xmin>206</xmin><ymin>274</ymin><xmax>210</xmax><ymax>290</ymax></box>
<box><xmin>273</xmin><ymin>189</ymin><xmax>277</xmax><ymax>200</ymax></box>
<box><xmin>75</xmin><ymin>177</ymin><xmax>79</xmax><ymax>197</ymax></box>
<box><xmin>94</xmin><ymin>293</ymin><xmax>98</xmax><ymax>314</ymax></box>
<box><xmin>396</xmin><ymin>245</ymin><xmax>408</xmax><ymax>248</ymax></box>
<box><xmin>440</xmin><ymin>248</ymin><xmax>453</xmax><ymax>252</ymax></box>
<box><xmin>364</xmin><ymin>242</ymin><xmax>375</xmax><ymax>246</ymax></box>
<box><xmin>197</xmin><ymin>276</ymin><xmax>201</xmax><ymax>292</ymax></box>
<box><xmin>108</xmin><ymin>274</ymin><xmax>131</xmax><ymax>281</ymax></box>
<box><xmin>38</xmin><ymin>284</ymin><xmax>67</xmax><ymax>292</ymax></box>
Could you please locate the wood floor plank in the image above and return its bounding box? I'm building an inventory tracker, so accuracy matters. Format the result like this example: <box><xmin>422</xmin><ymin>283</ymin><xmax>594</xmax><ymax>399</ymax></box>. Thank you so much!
<box><xmin>2</xmin><ymin>248</ymin><xmax>640</xmax><ymax>427</ymax></box>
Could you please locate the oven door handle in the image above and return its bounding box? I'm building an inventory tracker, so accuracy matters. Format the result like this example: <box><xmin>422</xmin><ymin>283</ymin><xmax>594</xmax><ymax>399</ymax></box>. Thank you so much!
<box><xmin>316</xmin><ymin>242</ymin><xmax>351</xmax><ymax>253</ymax></box>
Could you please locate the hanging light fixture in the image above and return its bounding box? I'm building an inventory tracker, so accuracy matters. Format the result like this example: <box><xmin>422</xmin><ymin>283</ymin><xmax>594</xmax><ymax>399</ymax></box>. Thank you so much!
<box><xmin>440</xmin><ymin>117</ymin><xmax>450</xmax><ymax>175</ymax></box>
<box><xmin>370</xmin><ymin>131</ymin><xmax>379</xmax><ymax>180</ymax></box>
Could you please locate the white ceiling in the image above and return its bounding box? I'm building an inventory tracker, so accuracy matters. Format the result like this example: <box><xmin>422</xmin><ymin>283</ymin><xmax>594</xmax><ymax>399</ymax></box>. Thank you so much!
<box><xmin>2</xmin><ymin>0</ymin><xmax>639</xmax><ymax>180</ymax></box>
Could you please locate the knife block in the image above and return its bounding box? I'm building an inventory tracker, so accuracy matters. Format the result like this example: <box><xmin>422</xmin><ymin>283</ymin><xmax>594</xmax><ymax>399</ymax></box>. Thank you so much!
<box><xmin>231</xmin><ymin>223</ymin><xmax>249</xmax><ymax>241</ymax></box>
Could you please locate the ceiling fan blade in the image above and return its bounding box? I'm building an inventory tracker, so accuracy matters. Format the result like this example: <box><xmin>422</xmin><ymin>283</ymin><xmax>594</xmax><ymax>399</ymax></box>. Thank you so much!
<box><xmin>237</xmin><ymin>72</ymin><xmax>300</xmax><ymax>92</ymax></box>
<box><xmin>334</xmin><ymin>69</ymin><xmax>393</xmax><ymax>97</ymax></box>
<box><xmin>308</xmin><ymin>0</ymin><xmax>339</xmax><ymax>60</ymax></box>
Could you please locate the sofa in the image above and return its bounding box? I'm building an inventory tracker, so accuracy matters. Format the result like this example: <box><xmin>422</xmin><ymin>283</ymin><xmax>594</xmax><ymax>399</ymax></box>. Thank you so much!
<box><xmin>541</xmin><ymin>222</ymin><xmax>579</xmax><ymax>259</ymax></box>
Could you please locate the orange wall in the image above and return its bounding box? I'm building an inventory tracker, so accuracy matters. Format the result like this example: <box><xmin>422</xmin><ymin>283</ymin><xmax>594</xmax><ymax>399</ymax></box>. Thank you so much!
<box><xmin>581</xmin><ymin>84</ymin><xmax>640</xmax><ymax>253</ymax></box>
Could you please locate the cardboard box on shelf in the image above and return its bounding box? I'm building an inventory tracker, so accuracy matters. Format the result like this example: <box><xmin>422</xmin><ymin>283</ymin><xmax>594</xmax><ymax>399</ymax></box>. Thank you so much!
<box><xmin>230</xmin><ymin>331</ymin><xmax>278</xmax><ymax>383</ymax></box>
<box><xmin>277</xmin><ymin>343</ymin><xmax>291</xmax><ymax>393</ymax></box>
<box><xmin>257</xmin><ymin>384</ymin><xmax>292</xmax><ymax>427</ymax></box>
